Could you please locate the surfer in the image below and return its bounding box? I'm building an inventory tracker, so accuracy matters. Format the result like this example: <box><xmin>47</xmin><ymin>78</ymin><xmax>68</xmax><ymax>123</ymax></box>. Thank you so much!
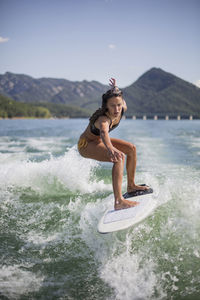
<box><xmin>78</xmin><ymin>78</ymin><xmax>148</xmax><ymax>210</ymax></box>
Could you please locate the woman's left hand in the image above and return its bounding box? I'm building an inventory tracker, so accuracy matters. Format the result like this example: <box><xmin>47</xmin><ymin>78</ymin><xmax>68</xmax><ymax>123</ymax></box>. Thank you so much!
<box><xmin>108</xmin><ymin>147</ymin><xmax>124</xmax><ymax>163</ymax></box>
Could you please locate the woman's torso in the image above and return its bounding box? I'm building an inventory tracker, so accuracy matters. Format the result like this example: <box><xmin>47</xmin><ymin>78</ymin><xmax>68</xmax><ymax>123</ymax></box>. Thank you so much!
<box><xmin>80</xmin><ymin>109</ymin><xmax>124</xmax><ymax>141</ymax></box>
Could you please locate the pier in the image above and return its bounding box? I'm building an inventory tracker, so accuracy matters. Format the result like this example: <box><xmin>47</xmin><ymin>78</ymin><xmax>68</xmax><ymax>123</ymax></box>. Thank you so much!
<box><xmin>130</xmin><ymin>113</ymin><xmax>199</xmax><ymax>120</ymax></box>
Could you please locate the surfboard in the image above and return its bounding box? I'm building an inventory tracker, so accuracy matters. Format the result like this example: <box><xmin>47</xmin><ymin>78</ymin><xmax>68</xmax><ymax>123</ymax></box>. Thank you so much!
<box><xmin>98</xmin><ymin>185</ymin><xmax>154</xmax><ymax>234</ymax></box>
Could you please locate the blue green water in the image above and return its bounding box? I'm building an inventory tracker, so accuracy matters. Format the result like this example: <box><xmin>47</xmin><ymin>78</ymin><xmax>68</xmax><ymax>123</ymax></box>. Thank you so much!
<box><xmin>0</xmin><ymin>119</ymin><xmax>200</xmax><ymax>300</ymax></box>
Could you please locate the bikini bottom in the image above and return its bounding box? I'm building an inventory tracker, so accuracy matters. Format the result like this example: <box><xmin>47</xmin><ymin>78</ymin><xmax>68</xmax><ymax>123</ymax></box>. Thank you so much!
<box><xmin>77</xmin><ymin>137</ymin><xmax>88</xmax><ymax>153</ymax></box>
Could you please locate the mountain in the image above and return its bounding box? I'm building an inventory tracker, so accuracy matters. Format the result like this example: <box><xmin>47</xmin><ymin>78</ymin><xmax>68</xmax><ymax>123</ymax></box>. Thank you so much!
<box><xmin>0</xmin><ymin>72</ymin><xmax>108</xmax><ymax>111</ymax></box>
<box><xmin>0</xmin><ymin>68</ymin><xmax>200</xmax><ymax>117</ymax></box>
<box><xmin>122</xmin><ymin>68</ymin><xmax>200</xmax><ymax>116</ymax></box>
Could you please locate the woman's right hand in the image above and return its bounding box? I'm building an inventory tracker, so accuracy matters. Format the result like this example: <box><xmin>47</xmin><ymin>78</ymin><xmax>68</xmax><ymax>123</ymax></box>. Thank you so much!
<box><xmin>109</xmin><ymin>78</ymin><xmax>116</xmax><ymax>88</ymax></box>
<box><xmin>108</xmin><ymin>147</ymin><xmax>124</xmax><ymax>163</ymax></box>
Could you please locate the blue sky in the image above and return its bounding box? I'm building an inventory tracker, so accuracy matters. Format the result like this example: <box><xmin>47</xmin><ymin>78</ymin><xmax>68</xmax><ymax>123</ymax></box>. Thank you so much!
<box><xmin>0</xmin><ymin>0</ymin><xmax>199</xmax><ymax>87</ymax></box>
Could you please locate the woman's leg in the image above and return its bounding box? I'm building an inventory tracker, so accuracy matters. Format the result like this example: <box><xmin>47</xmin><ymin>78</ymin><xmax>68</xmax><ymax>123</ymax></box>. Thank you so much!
<box><xmin>79</xmin><ymin>141</ymin><xmax>139</xmax><ymax>209</ymax></box>
<box><xmin>110</xmin><ymin>138</ymin><xmax>148</xmax><ymax>192</ymax></box>
<box><xmin>112</xmin><ymin>155</ymin><xmax>124</xmax><ymax>203</ymax></box>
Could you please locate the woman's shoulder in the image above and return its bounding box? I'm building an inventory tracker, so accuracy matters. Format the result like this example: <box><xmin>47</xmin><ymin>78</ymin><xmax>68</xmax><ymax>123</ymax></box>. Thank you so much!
<box><xmin>94</xmin><ymin>114</ymin><xmax>111</xmax><ymax>129</ymax></box>
<box><xmin>97</xmin><ymin>114</ymin><xmax>111</xmax><ymax>124</ymax></box>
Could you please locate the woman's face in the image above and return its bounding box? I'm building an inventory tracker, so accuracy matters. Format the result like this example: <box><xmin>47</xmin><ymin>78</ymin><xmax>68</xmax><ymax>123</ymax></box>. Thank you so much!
<box><xmin>107</xmin><ymin>96</ymin><xmax>123</xmax><ymax>118</ymax></box>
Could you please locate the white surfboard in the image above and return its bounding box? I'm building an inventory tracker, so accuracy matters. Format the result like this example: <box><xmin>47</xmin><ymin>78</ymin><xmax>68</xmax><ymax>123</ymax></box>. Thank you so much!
<box><xmin>98</xmin><ymin>192</ymin><xmax>154</xmax><ymax>234</ymax></box>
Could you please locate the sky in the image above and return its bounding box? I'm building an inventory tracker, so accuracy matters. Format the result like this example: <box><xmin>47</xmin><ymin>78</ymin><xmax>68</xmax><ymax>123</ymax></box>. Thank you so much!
<box><xmin>0</xmin><ymin>0</ymin><xmax>199</xmax><ymax>88</ymax></box>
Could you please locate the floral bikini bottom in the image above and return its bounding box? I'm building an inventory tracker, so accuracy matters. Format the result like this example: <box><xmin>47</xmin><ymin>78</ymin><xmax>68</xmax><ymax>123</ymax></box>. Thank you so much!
<box><xmin>77</xmin><ymin>137</ymin><xmax>88</xmax><ymax>153</ymax></box>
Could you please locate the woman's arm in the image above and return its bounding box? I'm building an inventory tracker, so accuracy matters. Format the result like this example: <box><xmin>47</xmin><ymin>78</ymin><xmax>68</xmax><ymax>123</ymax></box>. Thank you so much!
<box><xmin>99</xmin><ymin>116</ymin><xmax>113</xmax><ymax>150</ymax></box>
<box><xmin>109</xmin><ymin>78</ymin><xmax>116</xmax><ymax>88</ymax></box>
<box><xmin>98</xmin><ymin>116</ymin><xmax>124</xmax><ymax>162</ymax></box>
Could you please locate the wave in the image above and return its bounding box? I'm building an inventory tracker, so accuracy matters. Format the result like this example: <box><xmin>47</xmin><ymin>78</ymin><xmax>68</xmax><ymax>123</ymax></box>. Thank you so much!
<box><xmin>78</xmin><ymin>162</ymin><xmax>200</xmax><ymax>299</ymax></box>
<box><xmin>0</xmin><ymin>147</ymin><xmax>110</xmax><ymax>195</ymax></box>
<box><xmin>1</xmin><ymin>119</ymin><xmax>200</xmax><ymax>299</ymax></box>
<box><xmin>0</xmin><ymin>264</ymin><xmax>44</xmax><ymax>300</ymax></box>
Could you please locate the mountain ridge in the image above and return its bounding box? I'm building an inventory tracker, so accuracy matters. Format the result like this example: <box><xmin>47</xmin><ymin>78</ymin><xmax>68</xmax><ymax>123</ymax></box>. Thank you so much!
<box><xmin>0</xmin><ymin>68</ymin><xmax>200</xmax><ymax>116</ymax></box>
<box><xmin>122</xmin><ymin>68</ymin><xmax>200</xmax><ymax>116</ymax></box>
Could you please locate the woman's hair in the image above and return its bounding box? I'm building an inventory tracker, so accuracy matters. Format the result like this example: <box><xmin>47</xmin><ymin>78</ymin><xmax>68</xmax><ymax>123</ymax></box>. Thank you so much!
<box><xmin>89</xmin><ymin>86</ymin><xmax>123</xmax><ymax>124</ymax></box>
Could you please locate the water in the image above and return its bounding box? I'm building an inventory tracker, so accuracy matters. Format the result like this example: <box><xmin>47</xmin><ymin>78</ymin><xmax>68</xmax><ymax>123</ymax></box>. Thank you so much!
<box><xmin>0</xmin><ymin>119</ymin><xmax>200</xmax><ymax>300</ymax></box>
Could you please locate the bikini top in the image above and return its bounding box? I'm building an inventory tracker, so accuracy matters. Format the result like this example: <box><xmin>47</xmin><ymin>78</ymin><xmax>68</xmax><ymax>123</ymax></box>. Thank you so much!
<box><xmin>90</xmin><ymin>108</ymin><xmax>124</xmax><ymax>136</ymax></box>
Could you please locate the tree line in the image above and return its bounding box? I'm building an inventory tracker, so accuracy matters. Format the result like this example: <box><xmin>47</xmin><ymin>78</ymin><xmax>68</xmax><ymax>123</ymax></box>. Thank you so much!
<box><xmin>0</xmin><ymin>94</ymin><xmax>51</xmax><ymax>118</ymax></box>
<box><xmin>0</xmin><ymin>94</ymin><xmax>91</xmax><ymax>118</ymax></box>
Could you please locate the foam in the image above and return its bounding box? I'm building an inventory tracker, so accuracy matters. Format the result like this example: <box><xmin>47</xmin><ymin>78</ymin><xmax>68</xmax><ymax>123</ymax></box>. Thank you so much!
<box><xmin>1</xmin><ymin>120</ymin><xmax>200</xmax><ymax>299</ymax></box>
<box><xmin>79</xmin><ymin>159</ymin><xmax>200</xmax><ymax>299</ymax></box>
<box><xmin>23</xmin><ymin>198</ymin><xmax>83</xmax><ymax>247</ymax></box>
<box><xmin>26</xmin><ymin>137</ymin><xmax>63</xmax><ymax>152</ymax></box>
<box><xmin>80</xmin><ymin>197</ymin><xmax>165</xmax><ymax>299</ymax></box>
<box><xmin>100</xmin><ymin>252</ymin><xmax>165</xmax><ymax>300</ymax></box>
<box><xmin>0</xmin><ymin>265</ymin><xmax>44</xmax><ymax>299</ymax></box>
<box><xmin>0</xmin><ymin>146</ymin><xmax>109</xmax><ymax>194</ymax></box>
<box><xmin>0</xmin><ymin>136</ymin><xmax>71</xmax><ymax>163</ymax></box>
<box><xmin>79</xmin><ymin>185</ymin><xmax>164</xmax><ymax>299</ymax></box>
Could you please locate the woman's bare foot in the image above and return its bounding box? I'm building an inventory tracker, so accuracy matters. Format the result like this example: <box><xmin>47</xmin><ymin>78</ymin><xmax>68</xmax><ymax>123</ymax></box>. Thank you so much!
<box><xmin>115</xmin><ymin>198</ymin><xmax>139</xmax><ymax>210</ymax></box>
<box><xmin>127</xmin><ymin>184</ymin><xmax>149</xmax><ymax>193</ymax></box>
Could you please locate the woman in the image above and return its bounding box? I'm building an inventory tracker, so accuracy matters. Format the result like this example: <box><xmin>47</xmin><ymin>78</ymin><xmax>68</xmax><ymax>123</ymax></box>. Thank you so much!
<box><xmin>78</xmin><ymin>78</ymin><xmax>148</xmax><ymax>210</ymax></box>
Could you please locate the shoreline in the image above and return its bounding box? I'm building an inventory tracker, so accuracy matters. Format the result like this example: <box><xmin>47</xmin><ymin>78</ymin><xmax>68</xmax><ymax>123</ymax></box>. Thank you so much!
<box><xmin>0</xmin><ymin>116</ymin><xmax>200</xmax><ymax>121</ymax></box>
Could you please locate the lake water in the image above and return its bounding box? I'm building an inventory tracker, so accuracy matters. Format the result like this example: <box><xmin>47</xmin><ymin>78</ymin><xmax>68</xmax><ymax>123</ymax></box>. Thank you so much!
<box><xmin>0</xmin><ymin>119</ymin><xmax>200</xmax><ymax>300</ymax></box>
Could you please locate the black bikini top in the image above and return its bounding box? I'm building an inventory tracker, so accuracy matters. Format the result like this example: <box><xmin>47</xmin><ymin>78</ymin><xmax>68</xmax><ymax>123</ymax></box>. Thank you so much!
<box><xmin>90</xmin><ymin>108</ymin><xmax>124</xmax><ymax>136</ymax></box>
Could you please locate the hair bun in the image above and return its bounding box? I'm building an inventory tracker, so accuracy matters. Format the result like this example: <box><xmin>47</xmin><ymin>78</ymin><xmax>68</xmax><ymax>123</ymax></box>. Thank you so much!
<box><xmin>112</xmin><ymin>86</ymin><xmax>120</xmax><ymax>93</ymax></box>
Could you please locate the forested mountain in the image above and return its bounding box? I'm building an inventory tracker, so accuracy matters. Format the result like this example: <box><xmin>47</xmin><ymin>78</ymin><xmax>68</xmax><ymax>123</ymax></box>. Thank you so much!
<box><xmin>0</xmin><ymin>94</ymin><xmax>90</xmax><ymax>119</ymax></box>
<box><xmin>0</xmin><ymin>68</ymin><xmax>200</xmax><ymax>118</ymax></box>
<box><xmin>0</xmin><ymin>72</ymin><xmax>107</xmax><ymax>111</ymax></box>
<box><xmin>0</xmin><ymin>94</ymin><xmax>51</xmax><ymax>118</ymax></box>
<box><xmin>122</xmin><ymin>68</ymin><xmax>200</xmax><ymax>116</ymax></box>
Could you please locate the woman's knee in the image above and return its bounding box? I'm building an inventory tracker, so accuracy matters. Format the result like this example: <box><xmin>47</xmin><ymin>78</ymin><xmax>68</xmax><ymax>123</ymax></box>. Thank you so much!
<box><xmin>127</xmin><ymin>142</ymin><xmax>136</xmax><ymax>155</ymax></box>
<box><xmin>113</xmin><ymin>154</ymin><xmax>125</xmax><ymax>166</ymax></box>
<box><xmin>121</xmin><ymin>153</ymin><xmax>126</xmax><ymax>163</ymax></box>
